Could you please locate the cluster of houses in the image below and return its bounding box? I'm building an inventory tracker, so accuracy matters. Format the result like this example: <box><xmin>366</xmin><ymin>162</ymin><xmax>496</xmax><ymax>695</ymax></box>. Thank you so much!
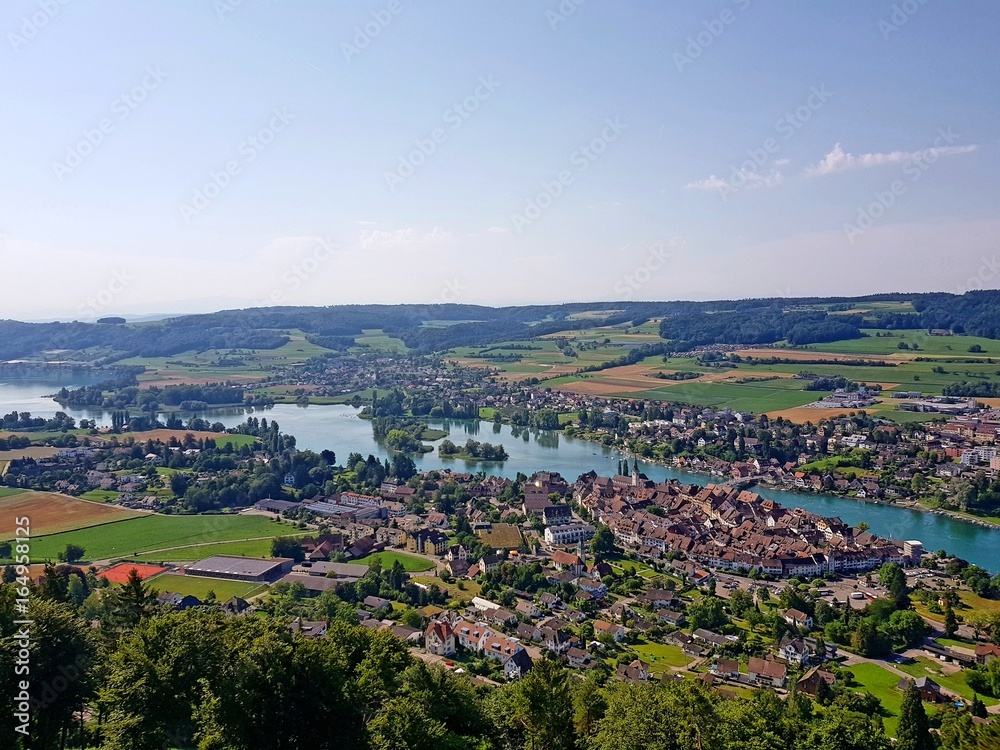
<box><xmin>577</xmin><ymin>465</ymin><xmax>924</xmax><ymax>578</ymax></box>
<box><xmin>627</xmin><ymin>404</ymin><xmax>1000</xmax><ymax>504</ymax></box>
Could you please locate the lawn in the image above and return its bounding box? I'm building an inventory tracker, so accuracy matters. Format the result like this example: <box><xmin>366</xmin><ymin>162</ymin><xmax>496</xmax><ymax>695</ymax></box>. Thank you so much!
<box><xmin>845</xmin><ymin>662</ymin><xmax>907</xmax><ymax>735</ymax></box>
<box><xmin>23</xmin><ymin>514</ymin><xmax>296</xmax><ymax>562</ymax></box>
<box><xmin>79</xmin><ymin>489</ymin><xmax>120</xmax><ymax>503</ymax></box>
<box><xmin>356</xmin><ymin>550</ymin><xmax>435</xmax><ymax>572</ymax></box>
<box><xmin>146</xmin><ymin>572</ymin><xmax>266</xmax><ymax>601</ymax></box>
<box><xmin>0</xmin><ymin>487</ymin><xmax>26</xmax><ymax>498</ymax></box>
<box><xmin>132</xmin><ymin>536</ymin><xmax>306</xmax><ymax>563</ymax></box>
<box><xmin>412</xmin><ymin>574</ymin><xmax>482</xmax><ymax>602</ymax></box>
<box><xmin>632</xmin><ymin>639</ymin><xmax>692</xmax><ymax>670</ymax></box>
<box><xmin>895</xmin><ymin>658</ymin><xmax>997</xmax><ymax>706</ymax></box>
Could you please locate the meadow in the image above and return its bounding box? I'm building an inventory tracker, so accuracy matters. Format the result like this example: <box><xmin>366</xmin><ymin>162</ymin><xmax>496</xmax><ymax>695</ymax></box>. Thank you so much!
<box><xmin>355</xmin><ymin>550</ymin><xmax>436</xmax><ymax>572</ymax></box>
<box><xmin>131</xmin><ymin>536</ymin><xmax>304</xmax><ymax>563</ymax></box>
<box><xmin>537</xmin><ymin>326</ymin><xmax>1000</xmax><ymax>423</ymax></box>
<box><xmin>15</xmin><ymin>513</ymin><xmax>296</xmax><ymax>563</ymax></box>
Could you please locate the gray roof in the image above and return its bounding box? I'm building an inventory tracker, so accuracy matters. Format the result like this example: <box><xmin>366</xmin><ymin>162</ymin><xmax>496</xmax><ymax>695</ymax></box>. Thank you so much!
<box><xmin>187</xmin><ymin>555</ymin><xmax>292</xmax><ymax>577</ymax></box>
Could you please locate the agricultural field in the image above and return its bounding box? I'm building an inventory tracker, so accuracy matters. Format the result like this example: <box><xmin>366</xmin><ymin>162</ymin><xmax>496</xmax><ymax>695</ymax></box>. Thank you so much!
<box><xmin>539</xmin><ymin>328</ymin><xmax>1000</xmax><ymax>423</ymax></box>
<box><xmin>103</xmin><ymin>429</ymin><xmax>259</xmax><ymax>449</ymax></box>
<box><xmin>804</xmin><ymin>330</ymin><xmax>998</xmax><ymax>357</ymax></box>
<box><xmin>448</xmin><ymin>334</ymin><xmax>639</xmax><ymax>381</ymax></box>
<box><xmin>0</xmin><ymin>490</ymin><xmax>143</xmax><ymax>538</ymax></box>
<box><xmin>18</xmin><ymin>513</ymin><xmax>297</xmax><ymax>563</ymax></box>
<box><xmin>0</xmin><ymin>445</ymin><xmax>60</xmax><ymax>461</ymax></box>
<box><xmin>118</xmin><ymin>332</ymin><xmax>340</xmax><ymax>387</ymax></box>
<box><xmin>145</xmin><ymin>572</ymin><xmax>267</xmax><ymax>601</ymax></box>
<box><xmin>354</xmin><ymin>329</ymin><xmax>409</xmax><ymax>353</ymax></box>
<box><xmin>356</xmin><ymin>550</ymin><xmax>435</xmax><ymax>572</ymax></box>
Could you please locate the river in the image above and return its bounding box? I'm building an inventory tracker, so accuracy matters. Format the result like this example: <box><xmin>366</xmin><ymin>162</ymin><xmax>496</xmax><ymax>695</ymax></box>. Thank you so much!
<box><xmin>2</xmin><ymin>379</ymin><xmax>998</xmax><ymax>571</ymax></box>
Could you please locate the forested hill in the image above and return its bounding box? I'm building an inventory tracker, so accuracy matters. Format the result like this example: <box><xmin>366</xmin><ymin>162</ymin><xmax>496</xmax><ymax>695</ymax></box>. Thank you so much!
<box><xmin>4</xmin><ymin>291</ymin><xmax>1000</xmax><ymax>360</ymax></box>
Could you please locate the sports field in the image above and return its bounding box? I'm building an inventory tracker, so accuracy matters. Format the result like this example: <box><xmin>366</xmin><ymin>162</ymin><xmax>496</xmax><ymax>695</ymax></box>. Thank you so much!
<box><xmin>0</xmin><ymin>490</ymin><xmax>143</xmax><ymax>538</ymax></box>
<box><xmin>21</xmin><ymin>513</ymin><xmax>295</xmax><ymax>562</ymax></box>
<box><xmin>99</xmin><ymin>562</ymin><xmax>169</xmax><ymax>584</ymax></box>
<box><xmin>146</xmin><ymin>572</ymin><xmax>266</xmax><ymax>600</ymax></box>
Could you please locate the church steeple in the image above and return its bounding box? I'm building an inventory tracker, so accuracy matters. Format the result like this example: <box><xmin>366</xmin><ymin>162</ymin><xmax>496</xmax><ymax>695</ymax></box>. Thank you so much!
<box><xmin>631</xmin><ymin>456</ymin><xmax>639</xmax><ymax>486</ymax></box>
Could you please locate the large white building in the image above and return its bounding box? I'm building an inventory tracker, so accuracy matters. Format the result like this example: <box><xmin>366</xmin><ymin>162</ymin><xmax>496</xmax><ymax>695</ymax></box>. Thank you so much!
<box><xmin>544</xmin><ymin>523</ymin><xmax>595</xmax><ymax>546</ymax></box>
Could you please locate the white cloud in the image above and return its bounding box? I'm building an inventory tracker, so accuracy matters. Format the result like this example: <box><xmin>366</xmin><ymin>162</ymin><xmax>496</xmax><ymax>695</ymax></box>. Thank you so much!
<box><xmin>684</xmin><ymin>170</ymin><xmax>784</xmax><ymax>193</ymax></box>
<box><xmin>357</xmin><ymin>226</ymin><xmax>457</xmax><ymax>250</ymax></box>
<box><xmin>804</xmin><ymin>142</ymin><xmax>977</xmax><ymax>177</ymax></box>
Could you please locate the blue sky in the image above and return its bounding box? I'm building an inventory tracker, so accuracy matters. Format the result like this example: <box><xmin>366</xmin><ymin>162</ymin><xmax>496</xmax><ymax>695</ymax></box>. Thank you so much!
<box><xmin>2</xmin><ymin>0</ymin><xmax>998</xmax><ymax>320</ymax></box>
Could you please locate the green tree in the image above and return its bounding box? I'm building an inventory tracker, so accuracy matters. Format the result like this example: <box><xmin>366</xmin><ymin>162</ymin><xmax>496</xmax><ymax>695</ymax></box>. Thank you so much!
<box><xmin>944</xmin><ymin>602</ymin><xmax>958</xmax><ymax>638</ymax></box>
<box><xmin>271</xmin><ymin>536</ymin><xmax>305</xmax><ymax>562</ymax></box>
<box><xmin>589</xmin><ymin>525</ymin><xmax>617</xmax><ymax>558</ymax></box>
<box><xmin>57</xmin><ymin>543</ymin><xmax>86</xmax><ymax>563</ymax></box>
<box><xmin>510</xmin><ymin>660</ymin><xmax>575</xmax><ymax>750</ymax></box>
<box><xmin>897</xmin><ymin>681</ymin><xmax>933</xmax><ymax>750</ymax></box>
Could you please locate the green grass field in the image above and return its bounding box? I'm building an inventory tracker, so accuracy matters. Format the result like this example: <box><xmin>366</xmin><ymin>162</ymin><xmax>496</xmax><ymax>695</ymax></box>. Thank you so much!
<box><xmin>132</xmin><ymin>536</ymin><xmax>307</xmax><ymax>563</ymax></box>
<box><xmin>79</xmin><ymin>489</ymin><xmax>120</xmax><ymax>503</ymax></box>
<box><xmin>632</xmin><ymin>639</ymin><xmax>692</xmax><ymax>670</ymax></box>
<box><xmin>620</xmin><ymin>381</ymin><xmax>823</xmax><ymax>412</ymax></box>
<box><xmin>805</xmin><ymin>330</ymin><xmax>998</xmax><ymax>357</ymax></box>
<box><xmin>26</xmin><ymin>514</ymin><xmax>296</xmax><ymax>562</ymax></box>
<box><xmin>354</xmin><ymin>329</ymin><xmax>409</xmax><ymax>354</ymax></box>
<box><xmin>147</xmin><ymin>572</ymin><xmax>266</xmax><ymax>601</ymax></box>
<box><xmin>846</xmin><ymin>662</ymin><xmax>907</xmax><ymax>735</ymax></box>
<box><xmin>0</xmin><ymin>487</ymin><xmax>25</xmax><ymax>498</ymax></box>
<box><xmin>895</xmin><ymin>658</ymin><xmax>997</xmax><ymax>706</ymax></box>
<box><xmin>356</xmin><ymin>550</ymin><xmax>435</xmax><ymax>572</ymax></box>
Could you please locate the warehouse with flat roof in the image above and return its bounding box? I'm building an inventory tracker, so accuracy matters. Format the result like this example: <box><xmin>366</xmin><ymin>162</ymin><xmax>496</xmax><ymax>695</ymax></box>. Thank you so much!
<box><xmin>185</xmin><ymin>555</ymin><xmax>294</xmax><ymax>583</ymax></box>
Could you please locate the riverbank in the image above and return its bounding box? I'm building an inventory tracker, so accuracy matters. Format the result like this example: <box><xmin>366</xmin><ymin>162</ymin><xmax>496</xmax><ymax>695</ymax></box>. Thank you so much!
<box><xmin>606</xmin><ymin>445</ymin><xmax>1000</xmax><ymax>533</ymax></box>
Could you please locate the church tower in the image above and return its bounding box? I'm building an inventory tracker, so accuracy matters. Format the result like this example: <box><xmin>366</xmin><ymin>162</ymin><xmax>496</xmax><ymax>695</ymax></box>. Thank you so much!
<box><xmin>631</xmin><ymin>456</ymin><xmax>639</xmax><ymax>487</ymax></box>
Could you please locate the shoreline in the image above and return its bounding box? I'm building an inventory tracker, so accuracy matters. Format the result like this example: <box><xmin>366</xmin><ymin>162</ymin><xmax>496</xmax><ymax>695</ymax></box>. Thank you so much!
<box><xmin>602</xmin><ymin>443</ymin><xmax>1000</xmax><ymax>532</ymax></box>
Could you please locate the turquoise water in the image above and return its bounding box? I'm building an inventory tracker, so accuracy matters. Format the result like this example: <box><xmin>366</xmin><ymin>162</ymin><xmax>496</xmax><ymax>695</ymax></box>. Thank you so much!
<box><xmin>2</xmin><ymin>382</ymin><xmax>997</xmax><ymax>572</ymax></box>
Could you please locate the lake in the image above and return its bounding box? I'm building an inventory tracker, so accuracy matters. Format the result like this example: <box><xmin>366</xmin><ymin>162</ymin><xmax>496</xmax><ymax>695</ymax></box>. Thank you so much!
<box><xmin>2</xmin><ymin>379</ymin><xmax>998</xmax><ymax>571</ymax></box>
